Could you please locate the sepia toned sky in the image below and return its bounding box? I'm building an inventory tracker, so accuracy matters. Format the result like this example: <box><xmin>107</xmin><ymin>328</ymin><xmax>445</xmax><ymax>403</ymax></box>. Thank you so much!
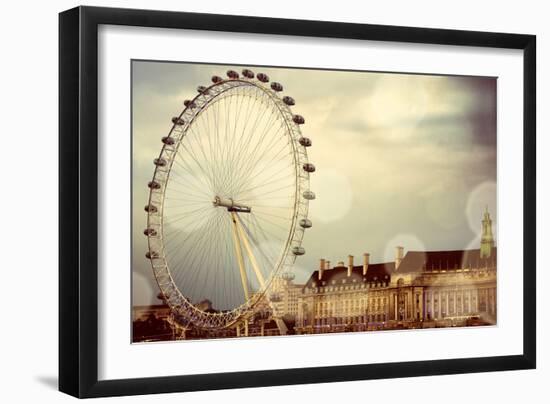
<box><xmin>132</xmin><ymin>60</ymin><xmax>497</xmax><ymax>306</ymax></box>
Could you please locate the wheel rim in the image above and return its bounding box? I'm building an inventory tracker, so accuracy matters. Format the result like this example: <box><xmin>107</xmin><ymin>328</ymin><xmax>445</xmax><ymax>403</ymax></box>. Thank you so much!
<box><xmin>145</xmin><ymin>73</ymin><xmax>312</xmax><ymax>329</ymax></box>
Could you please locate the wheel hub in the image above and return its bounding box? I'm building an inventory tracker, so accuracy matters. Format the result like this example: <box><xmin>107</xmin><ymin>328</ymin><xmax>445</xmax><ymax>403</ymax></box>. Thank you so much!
<box><xmin>213</xmin><ymin>196</ymin><xmax>252</xmax><ymax>213</ymax></box>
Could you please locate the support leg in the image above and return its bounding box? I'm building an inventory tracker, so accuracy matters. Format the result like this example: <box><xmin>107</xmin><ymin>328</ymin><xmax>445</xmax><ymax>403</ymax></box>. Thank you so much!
<box><xmin>230</xmin><ymin>213</ymin><xmax>250</xmax><ymax>301</ymax></box>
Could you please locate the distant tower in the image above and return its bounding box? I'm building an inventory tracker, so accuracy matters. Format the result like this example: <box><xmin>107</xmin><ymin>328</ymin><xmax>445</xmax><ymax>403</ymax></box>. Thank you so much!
<box><xmin>480</xmin><ymin>206</ymin><xmax>495</xmax><ymax>258</ymax></box>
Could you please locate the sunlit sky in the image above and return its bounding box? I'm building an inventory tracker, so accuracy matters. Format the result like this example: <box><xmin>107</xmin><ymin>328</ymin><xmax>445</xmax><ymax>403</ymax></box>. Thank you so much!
<box><xmin>132</xmin><ymin>60</ymin><xmax>497</xmax><ymax>306</ymax></box>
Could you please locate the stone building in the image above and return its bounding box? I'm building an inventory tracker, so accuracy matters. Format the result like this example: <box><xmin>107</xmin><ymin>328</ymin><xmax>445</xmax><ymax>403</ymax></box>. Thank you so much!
<box><xmin>294</xmin><ymin>209</ymin><xmax>497</xmax><ymax>334</ymax></box>
<box><xmin>269</xmin><ymin>271</ymin><xmax>303</xmax><ymax>318</ymax></box>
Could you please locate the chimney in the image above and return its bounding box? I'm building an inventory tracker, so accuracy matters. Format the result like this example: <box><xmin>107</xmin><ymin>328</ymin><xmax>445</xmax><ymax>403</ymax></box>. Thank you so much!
<box><xmin>326</xmin><ymin>260</ymin><xmax>331</xmax><ymax>269</ymax></box>
<box><xmin>363</xmin><ymin>253</ymin><xmax>370</xmax><ymax>275</ymax></box>
<box><xmin>318</xmin><ymin>258</ymin><xmax>326</xmax><ymax>280</ymax></box>
<box><xmin>395</xmin><ymin>246</ymin><xmax>404</xmax><ymax>270</ymax></box>
<box><xmin>347</xmin><ymin>255</ymin><xmax>354</xmax><ymax>277</ymax></box>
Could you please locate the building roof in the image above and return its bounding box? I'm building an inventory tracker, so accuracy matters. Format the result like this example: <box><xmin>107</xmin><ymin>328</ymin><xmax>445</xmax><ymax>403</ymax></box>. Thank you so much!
<box><xmin>396</xmin><ymin>247</ymin><xmax>497</xmax><ymax>273</ymax></box>
<box><xmin>305</xmin><ymin>262</ymin><xmax>394</xmax><ymax>288</ymax></box>
<box><xmin>304</xmin><ymin>247</ymin><xmax>497</xmax><ymax>288</ymax></box>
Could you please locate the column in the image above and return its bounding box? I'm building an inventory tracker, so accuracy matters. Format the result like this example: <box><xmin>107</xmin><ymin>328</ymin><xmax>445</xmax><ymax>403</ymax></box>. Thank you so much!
<box><xmin>409</xmin><ymin>291</ymin><xmax>413</xmax><ymax>320</ymax></box>
<box><xmin>431</xmin><ymin>291</ymin><xmax>435</xmax><ymax>320</ymax></box>
<box><xmin>434</xmin><ymin>289</ymin><xmax>441</xmax><ymax>319</ymax></box>
<box><xmin>453</xmin><ymin>290</ymin><xmax>458</xmax><ymax>317</ymax></box>
<box><xmin>419</xmin><ymin>290</ymin><xmax>424</xmax><ymax>320</ymax></box>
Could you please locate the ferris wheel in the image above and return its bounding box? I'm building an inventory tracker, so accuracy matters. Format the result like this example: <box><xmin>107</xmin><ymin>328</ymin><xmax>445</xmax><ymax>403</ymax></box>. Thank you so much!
<box><xmin>144</xmin><ymin>68</ymin><xmax>315</xmax><ymax>330</ymax></box>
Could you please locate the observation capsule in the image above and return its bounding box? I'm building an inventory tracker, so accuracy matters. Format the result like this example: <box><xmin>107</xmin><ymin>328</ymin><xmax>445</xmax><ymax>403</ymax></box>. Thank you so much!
<box><xmin>197</xmin><ymin>85</ymin><xmax>208</xmax><ymax>94</ymax></box>
<box><xmin>299</xmin><ymin>218</ymin><xmax>312</xmax><ymax>228</ymax></box>
<box><xmin>143</xmin><ymin>228</ymin><xmax>157</xmax><ymax>236</ymax></box>
<box><xmin>281</xmin><ymin>271</ymin><xmax>295</xmax><ymax>281</ymax></box>
<box><xmin>302</xmin><ymin>190</ymin><xmax>316</xmax><ymax>200</ymax></box>
<box><xmin>292</xmin><ymin>246</ymin><xmax>306</xmax><ymax>256</ymax></box>
<box><xmin>293</xmin><ymin>115</ymin><xmax>305</xmax><ymax>125</ymax></box>
<box><xmin>184</xmin><ymin>100</ymin><xmax>196</xmax><ymax>108</ymax></box>
<box><xmin>148</xmin><ymin>181</ymin><xmax>161</xmax><ymax>190</ymax></box>
<box><xmin>162</xmin><ymin>136</ymin><xmax>175</xmax><ymax>145</ymax></box>
<box><xmin>299</xmin><ymin>137</ymin><xmax>312</xmax><ymax>147</ymax></box>
<box><xmin>256</xmin><ymin>73</ymin><xmax>269</xmax><ymax>83</ymax></box>
<box><xmin>171</xmin><ymin>117</ymin><xmax>185</xmax><ymax>125</ymax></box>
<box><xmin>145</xmin><ymin>251</ymin><xmax>159</xmax><ymax>259</ymax></box>
<box><xmin>226</xmin><ymin>70</ymin><xmax>239</xmax><ymax>79</ymax></box>
<box><xmin>211</xmin><ymin>75</ymin><xmax>223</xmax><ymax>83</ymax></box>
<box><xmin>144</xmin><ymin>204</ymin><xmax>157</xmax><ymax>213</ymax></box>
<box><xmin>270</xmin><ymin>82</ymin><xmax>283</xmax><ymax>92</ymax></box>
<box><xmin>283</xmin><ymin>96</ymin><xmax>295</xmax><ymax>106</ymax></box>
<box><xmin>242</xmin><ymin>69</ymin><xmax>255</xmax><ymax>78</ymax></box>
<box><xmin>154</xmin><ymin>158</ymin><xmax>167</xmax><ymax>167</ymax></box>
<box><xmin>303</xmin><ymin>163</ymin><xmax>316</xmax><ymax>173</ymax></box>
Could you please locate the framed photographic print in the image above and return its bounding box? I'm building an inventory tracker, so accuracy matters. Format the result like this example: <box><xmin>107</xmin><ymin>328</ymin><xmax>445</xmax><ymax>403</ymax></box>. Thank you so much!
<box><xmin>59</xmin><ymin>6</ymin><xmax>536</xmax><ymax>398</ymax></box>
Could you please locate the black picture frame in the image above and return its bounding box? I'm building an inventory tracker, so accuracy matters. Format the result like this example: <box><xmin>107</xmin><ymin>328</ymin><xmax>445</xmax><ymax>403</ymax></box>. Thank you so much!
<box><xmin>59</xmin><ymin>5</ymin><xmax>536</xmax><ymax>398</ymax></box>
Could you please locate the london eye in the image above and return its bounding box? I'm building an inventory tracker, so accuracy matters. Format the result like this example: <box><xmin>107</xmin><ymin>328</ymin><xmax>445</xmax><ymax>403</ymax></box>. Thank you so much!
<box><xmin>144</xmin><ymin>68</ymin><xmax>314</xmax><ymax>331</ymax></box>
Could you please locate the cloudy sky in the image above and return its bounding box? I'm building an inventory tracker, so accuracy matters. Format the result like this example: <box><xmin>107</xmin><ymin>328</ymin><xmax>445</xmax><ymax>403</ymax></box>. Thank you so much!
<box><xmin>132</xmin><ymin>60</ymin><xmax>497</xmax><ymax>306</ymax></box>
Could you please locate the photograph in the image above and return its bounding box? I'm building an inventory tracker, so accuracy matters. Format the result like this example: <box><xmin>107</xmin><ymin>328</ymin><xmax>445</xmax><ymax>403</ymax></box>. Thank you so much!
<box><xmin>132</xmin><ymin>60</ymin><xmax>498</xmax><ymax>342</ymax></box>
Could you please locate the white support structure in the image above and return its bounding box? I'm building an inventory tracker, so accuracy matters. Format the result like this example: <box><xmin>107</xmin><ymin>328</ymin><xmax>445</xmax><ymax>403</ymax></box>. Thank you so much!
<box><xmin>230</xmin><ymin>212</ymin><xmax>250</xmax><ymax>301</ymax></box>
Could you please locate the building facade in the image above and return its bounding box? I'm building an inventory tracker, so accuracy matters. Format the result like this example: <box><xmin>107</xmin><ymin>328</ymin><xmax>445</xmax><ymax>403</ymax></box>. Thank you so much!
<box><xmin>294</xmin><ymin>210</ymin><xmax>497</xmax><ymax>334</ymax></box>
<box><xmin>269</xmin><ymin>271</ymin><xmax>303</xmax><ymax>318</ymax></box>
